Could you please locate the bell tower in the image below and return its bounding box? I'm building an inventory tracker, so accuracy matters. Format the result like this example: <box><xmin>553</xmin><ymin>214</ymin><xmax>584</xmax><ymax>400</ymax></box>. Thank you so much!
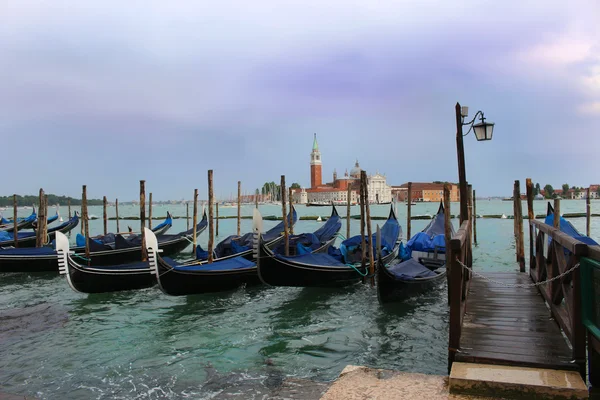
<box><xmin>310</xmin><ymin>133</ymin><xmax>322</xmax><ymax>189</ymax></box>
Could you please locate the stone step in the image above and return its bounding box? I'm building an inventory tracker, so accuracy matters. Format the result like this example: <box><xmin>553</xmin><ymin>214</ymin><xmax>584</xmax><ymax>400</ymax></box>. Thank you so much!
<box><xmin>449</xmin><ymin>362</ymin><xmax>589</xmax><ymax>399</ymax></box>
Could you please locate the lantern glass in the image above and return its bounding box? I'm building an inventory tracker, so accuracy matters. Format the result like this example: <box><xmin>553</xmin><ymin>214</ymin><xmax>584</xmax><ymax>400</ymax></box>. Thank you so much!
<box><xmin>473</xmin><ymin>122</ymin><xmax>494</xmax><ymax>141</ymax></box>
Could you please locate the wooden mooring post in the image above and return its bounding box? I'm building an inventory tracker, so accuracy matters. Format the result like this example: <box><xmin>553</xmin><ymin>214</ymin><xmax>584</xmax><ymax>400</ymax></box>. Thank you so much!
<box><xmin>103</xmin><ymin>196</ymin><xmax>108</xmax><ymax>235</ymax></box>
<box><xmin>115</xmin><ymin>198</ymin><xmax>120</xmax><ymax>233</ymax></box>
<box><xmin>468</xmin><ymin>184</ymin><xmax>473</xmax><ymax>243</ymax></box>
<box><xmin>237</xmin><ymin>181</ymin><xmax>241</xmax><ymax>236</ymax></box>
<box><xmin>288</xmin><ymin>187</ymin><xmax>294</xmax><ymax>235</ymax></box>
<box><xmin>346</xmin><ymin>183</ymin><xmax>351</xmax><ymax>238</ymax></box>
<box><xmin>42</xmin><ymin>195</ymin><xmax>48</xmax><ymax>245</ymax></box>
<box><xmin>554</xmin><ymin>198</ymin><xmax>560</xmax><ymax>228</ymax></box>
<box><xmin>407</xmin><ymin>182</ymin><xmax>412</xmax><ymax>240</ymax></box>
<box><xmin>67</xmin><ymin>198</ymin><xmax>71</xmax><ymax>218</ymax></box>
<box><xmin>140</xmin><ymin>180</ymin><xmax>147</xmax><ymax>261</ymax></box>
<box><xmin>526</xmin><ymin>179</ymin><xmax>534</xmax><ymax>267</ymax></box>
<box><xmin>281</xmin><ymin>175</ymin><xmax>289</xmax><ymax>256</ymax></box>
<box><xmin>82</xmin><ymin>185</ymin><xmax>90</xmax><ymax>263</ymax></box>
<box><xmin>148</xmin><ymin>192</ymin><xmax>152</xmax><ymax>229</ymax></box>
<box><xmin>362</xmin><ymin>171</ymin><xmax>375</xmax><ymax>286</ymax></box>
<box><xmin>586</xmin><ymin>188</ymin><xmax>591</xmax><ymax>237</ymax></box>
<box><xmin>13</xmin><ymin>194</ymin><xmax>18</xmax><ymax>248</ymax></box>
<box><xmin>514</xmin><ymin>180</ymin><xmax>525</xmax><ymax>272</ymax></box>
<box><xmin>472</xmin><ymin>189</ymin><xmax>477</xmax><ymax>245</ymax></box>
<box><xmin>208</xmin><ymin>170</ymin><xmax>214</xmax><ymax>263</ymax></box>
<box><xmin>216</xmin><ymin>201</ymin><xmax>219</xmax><ymax>236</ymax></box>
<box><xmin>186</xmin><ymin>202</ymin><xmax>190</xmax><ymax>231</ymax></box>
<box><xmin>255</xmin><ymin>189</ymin><xmax>259</xmax><ymax>209</ymax></box>
<box><xmin>36</xmin><ymin>189</ymin><xmax>44</xmax><ymax>247</ymax></box>
<box><xmin>359</xmin><ymin>171</ymin><xmax>367</xmax><ymax>277</ymax></box>
<box><xmin>192</xmin><ymin>189</ymin><xmax>198</xmax><ymax>255</ymax></box>
<box><xmin>443</xmin><ymin>184</ymin><xmax>451</xmax><ymax>302</ymax></box>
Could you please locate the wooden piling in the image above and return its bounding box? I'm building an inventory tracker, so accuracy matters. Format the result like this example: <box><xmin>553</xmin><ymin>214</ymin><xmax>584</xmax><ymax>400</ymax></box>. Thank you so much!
<box><xmin>443</xmin><ymin>184</ymin><xmax>451</xmax><ymax>302</ymax></box>
<box><xmin>140</xmin><ymin>180</ymin><xmax>147</xmax><ymax>261</ymax></box>
<box><xmin>255</xmin><ymin>189</ymin><xmax>259</xmax><ymax>209</ymax></box>
<box><xmin>407</xmin><ymin>182</ymin><xmax>412</xmax><ymax>240</ymax></box>
<box><xmin>473</xmin><ymin>189</ymin><xmax>477</xmax><ymax>245</ymax></box>
<box><xmin>149</xmin><ymin>192</ymin><xmax>153</xmax><ymax>229</ymax></box>
<box><xmin>587</xmin><ymin>188</ymin><xmax>591</xmax><ymax>237</ymax></box>
<box><xmin>68</xmin><ymin>198</ymin><xmax>71</xmax><ymax>218</ymax></box>
<box><xmin>360</xmin><ymin>171</ymin><xmax>367</xmax><ymax>274</ymax></box>
<box><xmin>281</xmin><ymin>175</ymin><xmax>289</xmax><ymax>256</ymax></box>
<box><xmin>216</xmin><ymin>202</ymin><xmax>219</xmax><ymax>236</ymax></box>
<box><xmin>186</xmin><ymin>202</ymin><xmax>190</xmax><ymax>230</ymax></box>
<box><xmin>553</xmin><ymin>198</ymin><xmax>560</xmax><ymax>229</ymax></box>
<box><xmin>526</xmin><ymin>179</ymin><xmax>535</xmax><ymax>268</ymax></box>
<box><xmin>103</xmin><ymin>196</ymin><xmax>108</xmax><ymax>235</ymax></box>
<box><xmin>468</xmin><ymin>184</ymin><xmax>473</xmax><ymax>243</ymax></box>
<box><xmin>513</xmin><ymin>181</ymin><xmax>520</xmax><ymax>261</ymax></box>
<box><xmin>237</xmin><ymin>181</ymin><xmax>241</xmax><ymax>236</ymax></box>
<box><xmin>514</xmin><ymin>180</ymin><xmax>525</xmax><ymax>272</ymax></box>
<box><xmin>288</xmin><ymin>187</ymin><xmax>294</xmax><ymax>235</ymax></box>
<box><xmin>346</xmin><ymin>183</ymin><xmax>351</xmax><ymax>238</ymax></box>
<box><xmin>192</xmin><ymin>189</ymin><xmax>198</xmax><ymax>255</ymax></box>
<box><xmin>363</xmin><ymin>171</ymin><xmax>375</xmax><ymax>286</ymax></box>
<box><xmin>13</xmin><ymin>194</ymin><xmax>18</xmax><ymax>248</ymax></box>
<box><xmin>36</xmin><ymin>189</ymin><xmax>43</xmax><ymax>247</ymax></box>
<box><xmin>208</xmin><ymin>170</ymin><xmax>214</xmax><ymax>263</ymax></box>
<box><xmin>82</xmin><ymin>185</ymin><xmax>90</xmax><ymax>262</ymax></box>
<box><xmin>42</xmin><ymin>195</ymin><xmax>48</xmax><ymax>245</ymax></box>
<box><xmin>115</xmin><ymin>198</ymin><xmax>120</xmax><ymax>233</ymax></box>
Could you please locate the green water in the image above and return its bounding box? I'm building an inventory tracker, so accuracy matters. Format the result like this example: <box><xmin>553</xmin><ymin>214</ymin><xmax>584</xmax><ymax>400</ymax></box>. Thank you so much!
<box><xmin>1</xmin><ymin>200</ymin><xmax>598</xmax><ymax>399</ymax></box>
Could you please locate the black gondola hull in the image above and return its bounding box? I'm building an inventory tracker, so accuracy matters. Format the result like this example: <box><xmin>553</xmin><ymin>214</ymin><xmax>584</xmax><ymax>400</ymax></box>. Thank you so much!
<box><xmin>0</xmin><ymin>254</ymin><xmax>58</xmax><ymax>273</ymax></box>
<box><xmin>257</xmin><ymin>240</ymin><xmax>398</xmax><ymax>287</ymax></box>
<box><xmin>66</xmin><ymin>259</ymin><xmax>155</xmax><ymax>293</ymax></box>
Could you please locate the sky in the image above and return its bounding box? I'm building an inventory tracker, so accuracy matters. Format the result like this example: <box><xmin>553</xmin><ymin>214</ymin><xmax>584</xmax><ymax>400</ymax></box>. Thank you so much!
<box><xmin>1</xmin><ymin>0</ymin><xmax>599</xmax><ymax>201</ymax></box>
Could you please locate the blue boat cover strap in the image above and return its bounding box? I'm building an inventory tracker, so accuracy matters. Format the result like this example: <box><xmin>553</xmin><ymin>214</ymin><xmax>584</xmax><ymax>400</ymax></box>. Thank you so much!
<box><xmin>171</xmin><ymin>256</ymin><xmax>255</xmax><ymax>272</ymax></box>
<box><xmin>387</xmin><ymin>258</ymin><xmax>437</xmax><ymax>280</ymax></box>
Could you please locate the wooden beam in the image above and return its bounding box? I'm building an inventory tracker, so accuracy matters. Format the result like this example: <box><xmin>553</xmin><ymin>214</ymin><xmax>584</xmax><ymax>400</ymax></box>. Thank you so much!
<box><xmin>473</xmin><ymin>189</ymin><xmax>477</xmax><ymax>245</ymax></box>
<box><xmin>12</xmin><ymin>194</ymin><xmax>18</xmax><ymax>248</ymax></box>
<box><xmin>363</xmin><ymin>170</ymin><xmax>374</xmax><ymax>286</ymax></box>
<box><xmin>553</xmin><ymin>198</ymin><xmax>560</xmax><ymax>229</ymax></box>
<box><xmin>148</xmin><ymin>192</ymin><xmax>152</xmax><ymax>229</ymax></box>
<box><xmin>281</xmin><ymin>175</ymin><xmax>289</xmax><ymax>256</ymax></box>
<box><xmin>103</xmin><ymin>196</ymin><xmax>108</xmax><ymax>235</ymax></box>
<box><xmin>208</xmin><ymin>170</ymin><xmax>214</xmax><ymax>263</ymax></box>
<box><xmin>586</xmin><ymin>188</ymin><xmax>591</xmax><ymax>237</ymax></box>
<box><xmin>140</xmin><ymin>180</ymin><xmax>147</xmax><ymax>261</ymax></box>
<box><xmin>360</xmin><ymin>171</ymin><xmax>367</xmax><ymax>272</ymax></box>
<box><xmin>346</xmin><ymin>183</ymin><xmax>351</xmax><ymax>239</ymax></box>
<box><xmin>82</xmin><ymin>185</ymin><xmax>90</xmax><ymax>263</ymax></box>
<box><xmin>216</xmin><ymin>201</ymin><xmax>219</xmax><ymax>236</ymax></box>
<box><xmin>288</xmin><ymin>187</ymin><xmax>294</xmax><ymax>235</ymax></box>
<box><xmin>115</xmin><ymin>198</ymin><xmax>120</xmax><ymax>233</ymax></box>
<box><xmin>237</xmin><ymin>181</ymin><xmax>241</xmax><ymax>236</ymax></box>
<box><xmin>526</xmin><ymin>178</ymin><xmax>535</xmax><ymax>269</ymax></box>
<box><xmin>515</xmin><ymin>180</ymin><xmax>525</xmax><ymax>272</ymax></box>
<box><xmin>444</xmin><ymin>184</ymin><xmax>452</xmax><ymax>302</ymax></box>
<box><xmin>407</xmin><ymin>182</ymin><xmax>412</xmax><ymax>240</ymax></box>
<box><xmin>193</xmin><ymin>189</ymin><xmax>198</xmax><ymax>255</ymax></box>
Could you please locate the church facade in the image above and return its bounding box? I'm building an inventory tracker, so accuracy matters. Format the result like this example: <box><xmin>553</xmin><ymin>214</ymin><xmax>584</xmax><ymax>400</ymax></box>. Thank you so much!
<box><xmin>293</xmin><ymin>134</ymin><xmax>392</xmax><ymax>205</ymax></box>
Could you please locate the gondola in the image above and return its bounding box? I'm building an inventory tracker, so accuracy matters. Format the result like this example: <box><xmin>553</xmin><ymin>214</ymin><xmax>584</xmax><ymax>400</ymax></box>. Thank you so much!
<box><xmin>195</xmin><ymin>207</ymin><xmax>298</xmax><ymax>262</ymax></box>
<box><xmin>0</xmin><ymin>208</ymin><xmax>37</xmax><ymax>232</ymax></box>
<box><xmin>68</xmin><ymin>211</ymin><xmax>207</xmax><ymax>266</ymax></box>
<box><xmin>256</xmin><ymin>204</ymin><xmax>401</xmax><ymax>287</ymax></box>
<box><xmin>56</xmin><ymin>229</ymin><xmax>160</xmax><ymax>293</ymax></box>
<box><xmin>546</xmin><ymin>203</ymin><xmax>598</xmax><ymax>245</ymax></box>
<box><xmin>151</xmin><ymin>206</ymin><xmax>341</xmax><ymax>295</ymax></box>
<box><xmin>377</xmin><ymin>202</ymin><xmax>451</xmax><ymax>303</ymax></box>
<box><xmin>0</xmin><ymin>212</ymin><xmax>80</xmax><ymax>249</ymax></box>
<box><xmin>74</xmin><ymin>212</ymin><xmax>173</xmax><ymax>248</ymax></box>
<box><xmin>0</xmin><ymin>212</ymin><xmax>201</xmax><ymax>273</ymax></box>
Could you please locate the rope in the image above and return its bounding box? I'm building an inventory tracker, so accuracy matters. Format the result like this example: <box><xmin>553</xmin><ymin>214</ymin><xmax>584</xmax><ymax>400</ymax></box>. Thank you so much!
<box><xmin>72</xmin><ymin>253</ymin><xmax>90</xmax><ymax>262</ymax></box>
<box><xmin>346</xmin><ymin>263</ymin><xmax>368</xmax><ymax>277</ymax></box>
<box><xmin>455</xmin><ymin>257</ymin><xmax>580</xmax><ymax>288</ymax></box>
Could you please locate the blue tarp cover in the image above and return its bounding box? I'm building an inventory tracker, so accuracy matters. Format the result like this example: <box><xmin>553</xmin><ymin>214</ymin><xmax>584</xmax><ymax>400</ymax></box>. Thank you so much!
<box><xmin>0</xmin><ymin>247</ymin><xmax>56</xmax><ymax>256</ymax></box>
<box><xmin>152</xmin><ymin>214</ymin><xmax>172</xmax><ymax>232</ymax></box>
<box><xmin>170</xmin><ymin>255</ymin><xmax>255</xmax><ymax>271</ymax></box>
<box><xmin>339</xmin><ymin>213</ymin><xmax>400</xmax><ymax>263</ymax></box>
<box><xmin>387</xmin><ymin>258</ymin><xmax>437</xmax><ymax>280</ymax></box>
<box><xmin>275</xmin><ymin>252</ymin><xmax>347</xmax><ymax>267</ymax></box>
<box><xmin>545</xmin><ymin>213</ymin><xmax>599</xmax><ymax>246</ymax></box>
<box><xmin>312</xmin><ymin>214</ymin><xmax>342</xmax><ymax>242</ymax></box>
<box><xmin>407</xmin><ymin>206</ymin><xmax>453</xmax><ymax>253</ymax></box>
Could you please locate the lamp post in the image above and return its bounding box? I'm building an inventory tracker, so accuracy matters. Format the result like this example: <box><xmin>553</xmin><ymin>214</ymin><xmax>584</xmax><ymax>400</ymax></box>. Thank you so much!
<box><xmin>455</xmin><ymin>102</ymin><xmax>494</xmax><ymax>224</ymax></box>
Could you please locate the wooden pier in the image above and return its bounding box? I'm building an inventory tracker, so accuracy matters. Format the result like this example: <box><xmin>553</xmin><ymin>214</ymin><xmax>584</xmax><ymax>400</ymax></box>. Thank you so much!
<box><xmin>448</xmin><ymin>189</ymin><xmax>599</xmax><ymax>396</ymax></box>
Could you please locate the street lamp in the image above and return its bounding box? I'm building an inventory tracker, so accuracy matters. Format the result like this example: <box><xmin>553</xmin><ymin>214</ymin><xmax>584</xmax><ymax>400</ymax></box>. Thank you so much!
<box><xmin>455</xmin><ymin>102</ymin><xmax>495</xmax><ymax>225</ymax></box>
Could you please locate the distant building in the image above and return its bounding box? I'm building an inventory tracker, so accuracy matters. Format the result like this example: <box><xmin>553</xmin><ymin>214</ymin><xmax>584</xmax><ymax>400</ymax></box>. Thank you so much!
<box><xmin>292</xmin><ymin>134</ymin><xmax>392</xmax><ymax>204</ymax></box>
<box><xmin>392</xmin><ymin>182</ymin><xmax>460</xmax><ymax>202</ymax></box>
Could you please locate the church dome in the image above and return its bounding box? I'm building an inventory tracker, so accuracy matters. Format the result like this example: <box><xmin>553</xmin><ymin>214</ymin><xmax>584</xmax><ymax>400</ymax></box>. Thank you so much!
<box><xmin>350</xmin><ymin>160</ymin><xmax>362</xmax><ymax>178</ymax></box>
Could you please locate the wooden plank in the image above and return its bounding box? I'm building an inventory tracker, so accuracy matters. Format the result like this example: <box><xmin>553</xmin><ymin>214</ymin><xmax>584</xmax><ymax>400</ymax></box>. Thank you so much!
<box><xmin>455</xmin><ymin>351</ymin><xmax>578</xmax><ymax>371</ymax></box>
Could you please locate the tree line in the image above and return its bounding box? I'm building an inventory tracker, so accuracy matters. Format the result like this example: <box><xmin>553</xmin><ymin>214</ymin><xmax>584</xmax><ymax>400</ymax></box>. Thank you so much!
<box><xmin>0</xmin><ymin>194</ymin><xmax>104</xmax><ymax>207</ymax></box>
<box><xmin>533</xmin><ymin>183</ymin><xmax>599</xmax><ymax>199</ymax></box>
<box><xmin>260</xmin><ymin>182</ymin><xmax>301</xmax><ymax>201</ymax></box>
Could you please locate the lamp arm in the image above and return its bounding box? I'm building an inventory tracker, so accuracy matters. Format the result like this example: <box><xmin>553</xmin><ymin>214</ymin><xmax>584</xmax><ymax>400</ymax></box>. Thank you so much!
<box><xmin>461</xmin><ymin>110</ymin><xmax>484</xmax><ymax>127</ymax></box>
